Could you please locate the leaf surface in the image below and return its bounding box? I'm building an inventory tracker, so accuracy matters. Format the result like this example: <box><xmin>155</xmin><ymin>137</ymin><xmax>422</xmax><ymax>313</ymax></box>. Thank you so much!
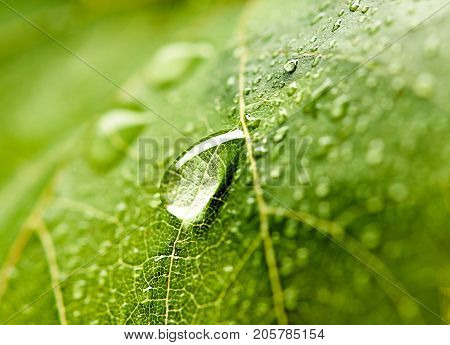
<box><xmin>0</xmin><ymin>0</ymin><xmax>449</xmax><ymax>325</ymax></box>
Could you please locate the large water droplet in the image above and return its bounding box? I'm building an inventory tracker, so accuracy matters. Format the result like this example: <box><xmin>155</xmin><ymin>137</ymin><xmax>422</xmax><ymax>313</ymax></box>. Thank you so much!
<box><xmin>160</xmin><ymin>129</ymin><xmax>245</xmax><ymax>222</ymax></box>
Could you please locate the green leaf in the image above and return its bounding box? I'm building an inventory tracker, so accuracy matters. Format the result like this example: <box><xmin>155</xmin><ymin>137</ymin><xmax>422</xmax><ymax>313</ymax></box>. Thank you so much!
<box><xmin>0</xmin><ymin>0</ymin><xmax>449</xmax><ymax>325</ymax></box>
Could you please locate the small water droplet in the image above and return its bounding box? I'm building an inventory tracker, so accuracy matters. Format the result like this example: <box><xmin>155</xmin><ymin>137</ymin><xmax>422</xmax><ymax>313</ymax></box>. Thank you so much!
<box><xmin>160</xmin><ymin>129</ymin><xmax>244</xmax><ymax>222</ymax></box>
<box><xmin>361</xmin><ymin>6</ymin><xmax>369</xmax><ymax>14</ymax></box>
<box><xmin>87</xmin><ymin>109</ymin><xmax>149</xmax><ymax>170</ymax></box>
<box><xmin>270</xmin><ymin>166</ymin><xmax>282</xmax><ymax>180</ymax></box>
<box><xmin>247</xmin><ymin>196</ymin><xmax>255</xmax><ymax>205</ymax></box>
<box><xmin>245</xmin><ymin>114</ymin><xmax>261</xmax><ymax>129</ymax></box>
<box><xmin>273</xmin><ymin>126</ymin><xmax>289</xmax><ymax>143</ymax></box>
<box><xmin>116</xmin><ymin>202</ymin><xmax>127</xmax><ymax>212</ymax></box>
<box><xmin>287</xmin><ymin>81</ymin><xmax>298</xmax><ymax>96</ymax></box>
<box><xmin>331</xmin><ymin>95</ymin><xmax>349</xmax><ymax>119</ymax></box>
<box><xmin>311</xmin><ymin>12</ymin><xmax>325</xmax><ymax>25</ymax></box>
<box><xmin>332</xmin><ymin>18</ymin><xmax>343</xmax><ymax>32</ymax></box>
<box><xmin>367</xmin><ymin>20</ymin><xmax>381</xmax><ymax>34</ymax></box>
<box><xmin>338</xmin><ymin>9</ymin><xmax>345</xmax><ymax>17</ymax></box>
<box><xmin>283</xmin><ymin>59</ymin><xmax>298</xmax><ymax>73</ymax></box>
<box><xmin>143</xmin><ymin>42</ymin><xmax>213</xmax><ymax>88</ymax></box>
<box><xmin>329</xmin><ymin>39</ymin><xmax>337</xmax><ymax>49</ymax></box>
<box><xmin>349</xmin><ymin>0</ymin><xmax>361</xmax><ymax>12</ymax></box>
<box><xmin>254</xmin><ymin>145</ymin><xmax>268</xmax><ymax>157</ymax></box>
<box><xmin>424</xmin><ymin>35</ymin><xmax>440</xmax><ymax>57</ymax></box>
<box><xmin>312</xmin><ymin>54</ymin><xmax>322</xmax><ymax>67</ymax></box>
<box><xmin>413</xmin><ymin>73</ymin><xmax>435</xmax><ymax>99</ymax></box>
<box><xmin>226</xmin><ymin>75</ymin><xmax>236</xmax><ymax>88</ymax></box>
<box><xmin>315</xmin><ymin>179</ymin><xmax>330</xmax><ymax>198</ymax></box>
<box><xmin>309</xmin><ymin>35</ymin><xmax>318</xmax><ymax>43</ymax></box>
<box><xmin>149</xmin><ymin>194</ymin><xmax>161</xmax><ymax>208</ymax></box>
<box><xmin>277</xmin><ymin>109</ymin><xmax>289</xmax><ymax>124</ymax></box>
<box><xmin>318</xmin><ymin>135</ymin><xmax>334</xmax><ymax>147</ymax></box>
<box><xmin>311</xmin><ymin>77</ymin><xmax>332</xmax><ymax>98</ymax></box>
<box><xmin>385</xmin><ymin>16</ymin><xmax>393</xmax><ymax>26</ymax></box>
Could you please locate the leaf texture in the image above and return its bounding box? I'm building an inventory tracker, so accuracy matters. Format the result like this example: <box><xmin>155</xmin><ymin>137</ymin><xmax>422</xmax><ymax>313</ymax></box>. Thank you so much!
<box><xmin>0</xmin><ymin>0</ymin><xmax>449</xmax><ymax>325</ymax></box>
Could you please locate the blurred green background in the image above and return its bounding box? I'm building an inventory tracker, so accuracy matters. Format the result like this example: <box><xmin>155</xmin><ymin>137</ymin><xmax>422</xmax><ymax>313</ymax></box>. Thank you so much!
<box><xmin>0</xmin><ymin>0</ymin><xmax>243</xmax><ymax>186</ymax></box>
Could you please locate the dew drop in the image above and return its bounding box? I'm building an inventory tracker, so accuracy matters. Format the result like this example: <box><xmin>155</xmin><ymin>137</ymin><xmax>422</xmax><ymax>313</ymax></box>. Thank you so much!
<box><xmin>116</xmin><ymin>202</ymin><xmax>127</xmax><ymax>213</ymax></box>
<box><xmin>349</xmin><ymin>0</ymin><xmax>361</xmax><ymax>12</ymax></box>
<box><xmin>146</xmin><ymin>42</ymin><xmax>213</xmax><ymax>88</ymax></box>
<box><xmin>287</xmin><ymin>81</ymin><xmax>298</xmax><ymax>96</ymax></box>
<box><xmin>226</xmin><ymin>75</ymin><xmax>236</xmax><ymax>88</ymax></box>
<box><xmin>245</xmin><ymin>114</ymin><xmax>261</xmax><ymax>129</ymax></box>
<box><xmin>332</xmin><ymin>19</ymin><xmax>343</xmax><ymax>32</ymax></box>
<box><xmin>311</xmin><ymin>77</ymin><xmax>332</xmax><ymax>98</ymax></box>
<box><xmin>312</xmin><ymin>54</ymin><xmax>322</xmax><ymax>67</ymax></box>
<box><xmin>254</xmin><ymin>144</ymin><xmax>268</xmax><ymax>157</ymax></box>
<box><xmin>149</xmin><ymin>194</ymin><xmax>162</xmax><ymax>208</ymax></box>
<box><xmin>273</xmin><ymin>126</ymin><xmax>289</xmax><ymax>143</ymax></box>
<box><xmin>283</xmin><ymin>59</ymin><xmax>298</xmax><ymax>73</ymax></box>
<box><xmin>160</xmin><ymin>129</ymin><xmax>244</xmax><ymax>222</ymax></box>
<box><xmin>253</xmin><ymin>75</ymin><xmax>262</xmax><ymax>85</ymax></box>
<box><xmin>424</xmin><ymin>35</ymin><xmax>440</xmax><ymax>57</ymax></box>
<box><xmin>385</xmin><ymin>16</ymin><xmax>394</xmax><ymax>26</ymax></box>
<box><xmin>311</xmin><ymin>12</ymin><xmax>325</xmax><ymax>25</ymax></box>
<box><xmin>315</xmin><ymin>179</ymin><xmax>330</xmax><ymax>198</ymax></box>
<box><xmin>367</xmin><ymin>20</ymin><xmax>381</xmax><ymax>34</ymax></box>
<box><xmin>329</xmin><ymin>39</ymin><xmax>337</xmax><ymax>49</ymax></box>
<box><xmin>294</xmin><ymin>90</ymin><xmax>304</xmax><ymax>104</ymax></box>
<box><xmin>331</xmin><ymin>94</ymin><xmax>349</xmax><ymax>119</ymax></box>
<box><xmin>277</xmin><ymin>108</ymin><xmax>289</xmax><ymax>124</ymax></box>
<box><xmin>413</xmin><ymin>73</ymin><xmax>435</xmax><ymax>99</ymax></box>
<box><xmin>87</xmin><ymin>109</ymin><xmax>149</xmax><ymax>170</ymax></box>
<box><xmin>318</xmin><ymin>135</ymin><xmax>334</xmax><ymax>147</ymax></box>
<box><xmin>270</xmin><ymin>166</ymin><xmax>282</xmax><ymax>180</ymax></box>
